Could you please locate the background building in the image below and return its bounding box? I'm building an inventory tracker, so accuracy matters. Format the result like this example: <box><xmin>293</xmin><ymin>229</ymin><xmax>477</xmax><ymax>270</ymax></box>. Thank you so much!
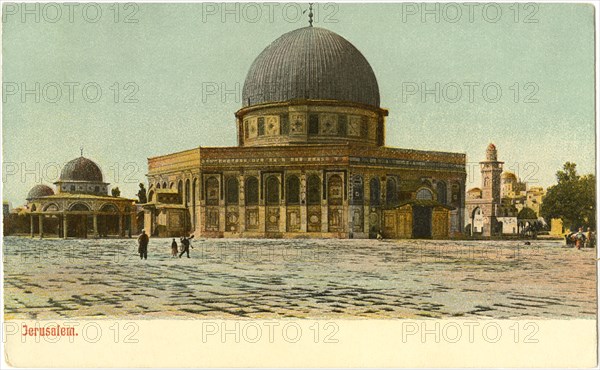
<box><xmin>465</xmin><ymin>144</ymin><xmax>503</xmax><ymax>237</ymax></box>
<box><xmin>466</xmin><ymin>145</ymin><xmax>546</xmax><ymax>237</ymax></box>
<box><xmin>24</xmin><ymin>156</ymin><xmax>136</xmax><ymax>238</ymax></box>
<box><xmin>144</xmin><ymin>25</ymin><xmax>467</xmax><ymax>239</ymax></box>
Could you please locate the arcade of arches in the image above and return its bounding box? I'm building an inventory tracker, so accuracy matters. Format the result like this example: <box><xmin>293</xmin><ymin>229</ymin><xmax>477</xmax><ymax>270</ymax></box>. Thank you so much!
<box><xmin>145</xmin><ymin>151</ymin><xmax>465</xmax><ymax>239</ymax></box>
<box><xmin>28</xmin><ymin>199</ymin><xmax>135</xmax><ymax>238</ymax></box>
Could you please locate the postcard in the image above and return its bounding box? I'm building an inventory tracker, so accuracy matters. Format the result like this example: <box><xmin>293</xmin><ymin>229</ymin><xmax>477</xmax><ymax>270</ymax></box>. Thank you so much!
<box><xmin>2</xmin><ymin>2</ymin><xmax>597</xmax><ymax>368</ymax></box>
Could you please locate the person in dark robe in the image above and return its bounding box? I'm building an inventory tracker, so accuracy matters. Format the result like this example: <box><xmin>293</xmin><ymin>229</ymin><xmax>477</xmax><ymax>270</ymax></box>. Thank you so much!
<box><xmin>171</xmin><ymin>238</ymin><xmax>178</xmax><ymax>257</ymax></box>
<box><xmin>137</xmin><ymin>229</ymin><xmax>149</xmax><ymax>260</ymax></box>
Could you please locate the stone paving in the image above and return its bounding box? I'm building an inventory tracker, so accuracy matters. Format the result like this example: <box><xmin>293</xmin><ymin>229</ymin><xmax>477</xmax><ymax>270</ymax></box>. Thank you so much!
<box><xmin>2</xmin><ymin>236</ymin><xmax>597</xmax><ymax>319</ymax></box>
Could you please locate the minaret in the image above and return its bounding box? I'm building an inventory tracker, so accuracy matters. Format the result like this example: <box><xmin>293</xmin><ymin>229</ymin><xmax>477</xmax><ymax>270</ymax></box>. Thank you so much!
<box><xmin>480</xmin><ymin>143</ymin><xmax>503</xmax><ymax>236</ymax></box>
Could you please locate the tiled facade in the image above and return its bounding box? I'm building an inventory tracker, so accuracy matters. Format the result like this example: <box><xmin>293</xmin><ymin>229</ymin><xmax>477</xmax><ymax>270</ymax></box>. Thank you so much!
<box><xmin>144</xmin><ymin>144</ymin><xmax>466</xmax><ymax>239</ymax></box>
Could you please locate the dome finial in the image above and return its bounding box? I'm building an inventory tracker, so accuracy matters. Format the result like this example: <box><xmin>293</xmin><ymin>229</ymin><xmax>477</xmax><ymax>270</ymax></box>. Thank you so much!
<box><xmin>80</xmin><ymin>146</ymin><xmax>84</xmax><ymax>157</ymax></box>
<box><xmin>308</xmin><ymin>3</ymin><xmax>313</xmax><ymax>27</ymax></box>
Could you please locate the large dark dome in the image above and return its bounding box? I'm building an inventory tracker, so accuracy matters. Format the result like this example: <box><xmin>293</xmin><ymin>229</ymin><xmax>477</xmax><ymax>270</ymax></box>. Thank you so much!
<box><xmin>26</xmin><ymin>184</ymin><xmax>54</xmax><ymax>200</ymax></box>
<box><xmin>60</xmin><ymin>157</ymin><xmax>103</xmax><ymax>182</ymax></box>
<box><xmin>242</xmin><ymin>27</ymin><xmax>380</xmax><ymax>108</ymax></box>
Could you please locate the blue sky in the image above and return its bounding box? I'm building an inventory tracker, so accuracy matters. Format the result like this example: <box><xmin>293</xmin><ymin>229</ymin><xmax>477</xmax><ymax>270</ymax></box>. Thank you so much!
<box><xmin>2</xmin><ymin>3</ymin><xmax>595</xmax><ymax>205</ymax></box>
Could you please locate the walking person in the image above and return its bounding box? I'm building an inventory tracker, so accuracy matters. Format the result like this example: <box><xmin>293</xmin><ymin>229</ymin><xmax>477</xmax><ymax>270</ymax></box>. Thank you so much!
<box><xmin>572</xmin><ymin>227</ymin><xmax>586</xmax><ymax>250</ymax></box>
<box><xmin>178</xmin><ymin>235</ymin><xmax>194</xmax><ymax>258</ymax></box>
<box><xmin>137</xmin><ymin>229</ymin><xmax>149</xmax><ymax>260</ymax></box>
<box><xmin>171</xmin><ymin>238</ymin><xmax>178</xmax><ymax>257</ymax></box>
<box><xmin>585</xmin><ymin>227</ymin><xmax>595</xmax><ymax>248</ymax></box>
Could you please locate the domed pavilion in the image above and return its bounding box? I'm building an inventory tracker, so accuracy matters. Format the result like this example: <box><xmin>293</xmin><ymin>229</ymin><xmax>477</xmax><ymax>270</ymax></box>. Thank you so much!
<box><xmin>26</xmin><ymin>156</ymin><xmax>136</xmax><ymax>238</ymax></box>
<box><xmin>144</xmin><ymin>24</ymin><xmax>467</xmax><ymax>239</ymax></box>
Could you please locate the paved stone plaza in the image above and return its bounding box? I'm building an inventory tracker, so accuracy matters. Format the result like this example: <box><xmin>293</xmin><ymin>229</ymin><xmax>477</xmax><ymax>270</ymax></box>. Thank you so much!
<box><xmin>3</xmin><ymin>237</ymin><xmax>597</xmax><ymax>319</ymax></box>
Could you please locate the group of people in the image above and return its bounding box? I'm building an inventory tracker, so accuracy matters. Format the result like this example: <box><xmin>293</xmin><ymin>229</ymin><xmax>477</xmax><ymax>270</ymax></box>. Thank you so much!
<box><xmin>566</xmin><ymin>227</ymin><xmax>595</xmax><ymax>250</ymax></box>
<box><xmin>171</xmin><ymin>235</ymin><xmax>194</xmax><ymax>258</ymax></box>
<box><xmin>136</xmin><ymin>229</ymin><xmax>195</xmax><ymax>260</ymax></box>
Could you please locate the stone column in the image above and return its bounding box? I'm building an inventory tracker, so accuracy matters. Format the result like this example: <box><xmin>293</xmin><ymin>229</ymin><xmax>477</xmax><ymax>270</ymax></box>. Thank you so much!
<box><xmin>258</xmin><ymin>175</ymin><xmax>265</xmax><ymax>234</ymax></box>
<box><xmin>219</xmin><ymin>202</ymin><xmax>226</xmax><ymax>235</ymax></box>
<box><xmin>63</xmin><ymin>215</ymin><xmax>68</xmax><ymax>239</ymax></box>
<box><xmin>321</xmin><ymin>199</ymin><xmax>328</xmax><ymax>234</ymax></box>
<box><xmin>93</xmin><ymin>214</ymin><xmax>98</xmax><ymax>238</ymax></box>
<box><xmin>300</xmin><ymin>173</ymin><xmax>307</xmax><ymax>233</ymax></box>
<box><xmin>258</xmin><ymin>205</ymin><xmax>265</xmax><ymax>234</ymax></box>
<box><xmin>343</xmin><ymin>202</ymin><xmax>349</xmax><ymax>236</ymax></box>
<box><xmin>459</xmin><ymin>180</ymin><xmax>466</xmax><ymax>234</ymax></box>
<box><xmin>143</xmin><ymin>209</ymin><xmax>152</xmax><ymax>236</ymax></box>
<box><xmin>347</xmin><ymin>205</ymin><xmax>354</xmax><ymax>237</ymax></box>
<box><xmin>320</xmin><ymin>172</ymin><xmax>327</xmax><ymax>234</ymax></box>
<box><xmin>239</xmin><ymin>174</ymin><xmax>246</xmax><ymax>233</ymax></box>
<box><xmin>118</xmin><ymin>214</ymin><xmax>124</xmax><ymax>237</ymax></box>
<box><xmin>364</xmin><ymin>178</ymin><xmax>371</xmax><ymax>234</ymax></box>
<box><xmin>198</xmin><ymin>205</ymin><xmax>204</xmax><ymax>236</ymax></box>
<box><xmin>280</xmin><ymin>203</ymin><xmax>286</xmax><ymax>233</ymax></box>
<box><xmin>38</xmin><ymin>215</ymin><xmax>44</xmax><ymax>238</ymax></box>
<box><xmin>30</xmin><ymin>214</ymin><xmax>34</xmax><ymax>238</ymax></box>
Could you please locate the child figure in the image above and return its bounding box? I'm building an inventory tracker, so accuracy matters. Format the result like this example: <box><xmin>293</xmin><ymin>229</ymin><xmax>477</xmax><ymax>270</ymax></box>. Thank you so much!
<box><xmin>171</xmin><ymin>238</ymin><xmax>178</xmax><ymax>257</ymax></box>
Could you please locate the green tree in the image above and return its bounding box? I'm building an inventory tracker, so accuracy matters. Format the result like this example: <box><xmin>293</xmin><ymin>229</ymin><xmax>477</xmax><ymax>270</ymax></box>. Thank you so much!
<box><xmin>517</xmin><ymin>207</ymin><xmax>537</xmax><ymax>220</ymax></box>
<box><xmin>541</xmin><ymin>162</ymin><xmax>596</xmax><ymax>230</ymax></box>
<box><xmin>111</xmin><ymin>187</ymin><xmax>121</xmax><ymax>197</ymax></box>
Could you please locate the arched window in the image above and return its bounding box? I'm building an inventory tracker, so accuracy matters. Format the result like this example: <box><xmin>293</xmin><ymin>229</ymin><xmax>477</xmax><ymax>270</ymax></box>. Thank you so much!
<box><xmin>327</xmin><ymin>175</ymin><xmax>343</xmax><ymax>205</ymax></box>
<box><xmin>307</xmin><ymin>175</ymin><xmax>321</xmax><ymax>205</ymax></box>
<box><xmin>185</xmin><ymin>179</ymin><xmax>190</xmax><ymax>205</ymax></box>
<box><xmin>70</xmin><ymin>203</ymin><xmax>90</xmax><ymax>211</ymax></box>
<box><xmin>436</xmin><ymin>181</ymin><xmax>447</xmax><ymax>204</ymax></box>
<box><xmin>370</xmin><ymin>177</ymin><xmax>380</xmax><ymax>206</ymax></box>
<box><xmin>43</xmin><ymin>203</ymin><xmax>59</xmax><ymax>212</ymax></box>
<box><xmin>148</xmin><ymin>190</ymin><xmax>154</xmax><ymax>203</ymax></box>
<box><xmin>156</xmin><ymin>183</ymin><xmax>161</xmax><ymax>189</ymax></box>
<box><xmin>205</xmin><ymin>177</ymin><xmax>219</xmax><ymax>205</ymax></box>
<box><xmin>266</xmin><ymin>176</ymin><xmax>280</xmax><ymax>205</ymax></box>
<box><xmin>451</xmin><ymin>182</ymin><xmax>462</xmax><ymax>206</ymax></box>
<box><xmin>245</xmin><ymin>177</ymin><xmax>259</xmax><ymax>205</ymax></box>
<box><xmin>352</xmin><ymin>175</ymin><xmax>364</xmax><ymax>204</ymax></box>
<box><xmin>286</xmin><ymin>175</ymin><xmax>300</xmax><ymax>205</ymax></box>
<box><xmin>163</xmin><ymin>182</ymin><xmax>168</xmax><ymax>189</ymax></box>
<box><xmin>386</xmin><ymin>177</ymin><xmax>398</xmax><ymax>205</ymax></box>
<box><xmin>193</xmin><ymin>178</ymin><xmax>198</xmax><ymax>202</ymax></box>
<box><xmin>416</xmin><ymin>188</ymin><xmax>433</xmax><ymax>200</ymax></box>
<box><xmin>100</xmin><ymin>204</ymin><xmax>119</xmax><ymax>213</ymax></box>
<box><xmin>225</xmin><ymin>177</ymin><xmax>239</xmax><ymax>205</ymax></box>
